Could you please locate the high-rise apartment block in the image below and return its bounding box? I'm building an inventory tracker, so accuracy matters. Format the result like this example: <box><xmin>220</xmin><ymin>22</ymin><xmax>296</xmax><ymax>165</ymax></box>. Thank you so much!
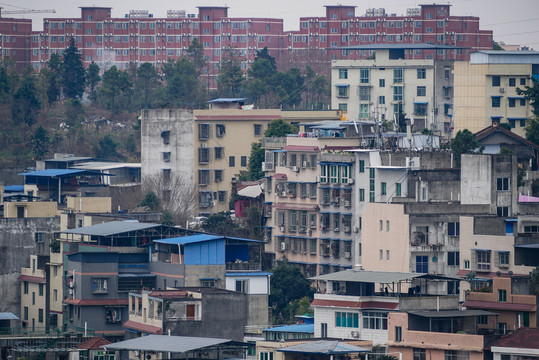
<box><xmin>0</xmin><ymin>4</ymin><xmax>492</xmax><ymax>88</ymax></box>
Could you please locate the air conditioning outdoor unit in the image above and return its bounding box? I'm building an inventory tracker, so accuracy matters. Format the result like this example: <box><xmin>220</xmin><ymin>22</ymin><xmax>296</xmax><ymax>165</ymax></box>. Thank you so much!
<box><xmin>345</xmin><ymin>252</ymin><xmax>351</xmax><ymax>259</ymax></box>
<box><xmin>280</xmin><ymin>242</ymin><xmax>286</xmax><ymax>250</ymax></box>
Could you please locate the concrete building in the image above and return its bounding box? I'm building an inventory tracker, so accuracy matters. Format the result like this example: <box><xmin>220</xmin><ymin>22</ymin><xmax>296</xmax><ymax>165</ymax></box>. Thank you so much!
<box><xmin>331</xmin><ymin>47</ymin><xmax>456</xmax><ymax>139</ymax></box>
<box><xmin>141</xmin><ymin>106</ymin><xmax>341</xmax><ymax>217</ymax></box>
<box><xmin>490</xmin><ymin>327</ymin><xmax>539</xmax><ymax>360</ymax></box>
<box><xmin>453</xmin><ymin>51</ymin><xmax>539</xmax><ymax>137</ymax></box>
<box><xmin>19</xmin><ymin>255</ymin><xmax>49</xmax><ymax>332</ymax></box>
<box><xmin>463</xmin><ymin>276</ymin><xmax>537</xmax><ymax>332</ymax></box>
<box><xmin>0</xmin><ymin>12</ymin><xmax>33</xmax><ymax>71</ymax></box>
<box><xmin>124</xmin><ymin>288</ymin><xmax>249</xmax><ymax>341</ymax></box>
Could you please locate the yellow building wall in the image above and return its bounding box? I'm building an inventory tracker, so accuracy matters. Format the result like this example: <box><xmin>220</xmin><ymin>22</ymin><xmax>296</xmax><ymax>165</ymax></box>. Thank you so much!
<box><xmin>66</xmin><ymin>197</ymin><xmax>112</xmax><ymax>213</ymax></box>
<box><xmin>453</xmin><ymin>62</ymin><xmax>488</xmax><ymax>135</ymax></box>
<box><xmin>20</xmin><ymin>256</ymin><xmax>47</xmax><ymax>330</ymax></box>
<box><xmin>4</xmin><ymin>201</ymin><xmax>58</xmax><ymax>218</ymax></box>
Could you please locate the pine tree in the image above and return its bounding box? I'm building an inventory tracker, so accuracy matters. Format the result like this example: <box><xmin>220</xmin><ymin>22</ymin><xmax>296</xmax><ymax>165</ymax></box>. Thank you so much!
<box><xmin>62</xmin><ymin>37</ymin><xmax>86</xmax><ymax>99</ymax></box>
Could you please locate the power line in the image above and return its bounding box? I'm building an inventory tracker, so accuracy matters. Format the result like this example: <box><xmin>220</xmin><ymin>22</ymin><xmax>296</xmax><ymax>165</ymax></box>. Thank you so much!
<box><xmin>484</xmin><ymin>18</ymin><xmax>539</xmax><ymax>26</ymax></box>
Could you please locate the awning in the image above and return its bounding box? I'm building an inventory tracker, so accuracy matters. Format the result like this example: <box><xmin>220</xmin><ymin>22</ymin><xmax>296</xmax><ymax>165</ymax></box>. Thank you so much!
<box><xmin>123</xmin><ymin>320</ymin><xmax>163</xmax><ymax>334</ymax></box>
<box><xmin>335</xmin><ymin>84</ymin><xmax>350</xmax><ymax>87</ymax></box>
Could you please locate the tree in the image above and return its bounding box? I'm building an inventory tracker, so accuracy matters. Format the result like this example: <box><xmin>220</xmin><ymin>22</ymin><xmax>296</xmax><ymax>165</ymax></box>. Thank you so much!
<box><xmin>139</xmin><ymin>191</ymin><xmax>160</xmax><ymax>211</ymax></box>
<box><xmin>246</xmin><ymin>57</ymin><xmax>277</xmax><ymax>107</ymax></box>
<box><xmin>136</xmin><ymin>62</ymin><xmax>160</xmax><ymax>108</ymax></box>
<box><xmin>493</xmin><ymin>41</ymin><xmax>505</xmax><ymax>51</ymax></box>
<box><xmin>94</xmin><ymin>134</ymin><xmax>119</xmax><ymax>160</ymax></box>
<box><xmin>524</xmin><ymin>118</ymin><xmax>539</xmax><ymax>146</ymax></box>
<box><xmin>273</xmin><ymin>68</ymin><xmax>304</xmax><ymax>109</ymax></box>
<box><xmin>11</xmin><ymin>66</ymin><xmax>41</xmax><ymax>127</ymax></box>
<box><xmin>31</xmin><ymin>125</ymin><xmax>50</xmax><ymax>159</ymax></box>
<box><xmin>450</xmin><ymin>129</ymin><xmax>482</xmax><ymax>167</ymax></box>
<box><xmin>0</xmin><ymin>66</ymin><xmax>11</xmax><ymax>103</ymax></box>
<box><xmin>517</xmin><ymin>77</ymin><xmax>539</xmax><ymax>116</ymax></box>
<box><xmin>86</xmin><ymin>62</ymin><xmax>101</xmax><ymax>104</ymax></box>
<box><xmin>202</xmin><ymin>212</ymin><xmax>245</xmax><ymax>236</ymax></box>
<box><xmin>98</xmin><ymin>66</ymin><xmax>132</xmax><ymax>114</ymax></box>
<box><xmin>295</xmin><ymin>296</ymin><xmax>313</xmax><ymax>316</ymax></box>
<box><xmin>217</xmin><ymin>49</ymin><xmax>245</xmax><ymax>98</ymax></box>
<box><xmin>62</xmin><ymin>37</ymin><xmax>86</xmax><ymax>99</ymax></box>
<box><xmin>244</xmin><ymin>142</ymin><xmax>265</xmax><ymax>181</ymax></box>
<box><xmin>255</xmin><ymin>47</ymin><xmax>277</xmax><ymax>72</ymax></box>
<box><xmin>269</xmin><ymin>259</ymin><xmax>314</xmax><ymax>323</ymax></box>
<box><xmin>46</xmin><ymin>53</ymin><xmax>62</xmax><ymax>103</ymax></box>
<box><xmin>161</xmin><ymin>58</ymin><xmax>200</xmax><ymax>108</ymax></box>
<box><xmin>264</xmin><ymin>119</ymin><xmax>297</xmax><ymax>137</ymax></box>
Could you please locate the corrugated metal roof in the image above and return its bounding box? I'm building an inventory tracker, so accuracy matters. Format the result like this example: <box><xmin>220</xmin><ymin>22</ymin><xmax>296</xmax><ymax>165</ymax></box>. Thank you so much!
<box><xmin>0</xmin><ymin>312</ymin><xmax>19</xmax><ymax>320</ymax></box>
<box><xmin>62</xmin><ymin>221</ymin><xmax>160</xmax><ymax>236</ymax></box>
<box><xmin>264</xmin><ymin>324</ymin><xmax>314</xmax><ymax>333</ymax></box>
<box><xmin>207</xmin><ymin>98</ymin><xmax>246</xmax><ymax>103</ymax></box>
<box><xmin>19</xmin><ymin>169</ymin><xmax>85</xmax><ymax>177</ymax></box>
<box><xmin>3</xmin><ymin>185</ymin><xmax>24</xmax><ymax>192</ymax></box>
<box><xmin>154</xmin><ymin>234</ymin><xmax>222</xmax><ymax>245</ymax></box>
<box><xmin>310</xmin><ymin>269</ymin><xmax>425</xmax><ymax>283</ymax></box>
<box><xmin>102</xmin><ymin>335</ymin><xmax>236</xmax><ymax>353</ymax></box>
<box><xmin>277</xmin><ymin>340</ymin><xmax>369</xmax><ymax>354</ymax></box>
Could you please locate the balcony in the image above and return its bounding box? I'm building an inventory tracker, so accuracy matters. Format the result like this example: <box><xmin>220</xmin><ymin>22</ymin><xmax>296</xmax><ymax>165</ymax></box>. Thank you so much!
<box><xmin>226</xmin><ymin>261</ymin><xmax>261</xmax><ymax>271</ymax></box>
<box><xmin>262</xmin><ymin>137</ymin><xmax>287</xmax><ymax>149</ymax></box>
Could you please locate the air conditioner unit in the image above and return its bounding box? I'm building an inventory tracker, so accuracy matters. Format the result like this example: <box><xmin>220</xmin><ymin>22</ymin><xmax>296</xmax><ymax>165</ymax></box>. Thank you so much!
<box><xmin>347</xmin><ymin>179</ymin><xmax>354</xmax><ymax>185</ymax></box>
<box><xmin>280</xmin><ymin>226</ymin><xmax>285</xmax><ymax>232</ymax></box>
<box><xmin>334</xmin><ymin>227</ymin><xmax>339</xmax><ymax>232</ymax></box>
<box><xmin>354</xmin><ymin>226</ymin><xmax>359</xmax><ymax>233</ymax></box>
<box><xmin>292</xmin><ymin>166</ymin><xmax>299</xmax><ymax>172</ymax></box>
<box><xmin>302</xmin><ymin>161</ymin><xmax>308</xmax><ymax>168</ymax></box>
<box><xmin>500</xmin><ymin>87</ymin><xmax>505</xmax><ymax>93</ymax></box>
<box><xmin>280</xmin><ymin>242</ymin><xmax>286</xmax><ymax>250</ymax></box>
<box><xmin>345</xmin><ymin>251</ymin><xmax>351</xmax><ymax>259</ymax></box>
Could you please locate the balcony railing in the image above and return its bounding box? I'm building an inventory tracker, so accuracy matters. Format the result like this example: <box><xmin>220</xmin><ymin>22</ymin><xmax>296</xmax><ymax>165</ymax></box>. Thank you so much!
<box><xmin>226</xmin><ymin>262</ymin><xmax>261</xmax><ymax>271</ymax></box>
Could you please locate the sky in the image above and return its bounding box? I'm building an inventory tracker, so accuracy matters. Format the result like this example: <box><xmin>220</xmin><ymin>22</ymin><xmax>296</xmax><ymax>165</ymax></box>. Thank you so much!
<box><xmin>5</xmin><ymin>0</ymin><xmax>539</xmax><ymax>49</ymax></box>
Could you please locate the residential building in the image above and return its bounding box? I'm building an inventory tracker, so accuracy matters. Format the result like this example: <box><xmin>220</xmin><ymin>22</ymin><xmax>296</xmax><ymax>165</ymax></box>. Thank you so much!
<box><xmin>19</xmin><ymin>255</ymin><xmax>49</xmax><ymax>332</ymax></box>
<box><xmin>463</xmin><ymin>276</ymin><xmax>537</xmax><ymax>332</ymax></box>
<box><xmin>310</xmin><ymin>269</ymin><xmax>461</xmax><ymax>345</ymax></box>
<box><xmin>141</xmin><ymin>106</ymin><xmax>340</xmax><ymax>217</ymax></box>
<box><xmin>490</xmin><ymin>327</ymin><xmax>539</xmax><ymax>360</ymax></box>
<box><xmin>453</xmin><ymin>51</ymin><xmax>539</xmax><ymax>137</ymax></box>
<box><xmin>0</xmin><ymin>13</ymin><xmax>33</xmax><ymax>71</ymax></box>
<box><xmin>331</xmin><ymin>47</ymin><xmax>456</xmax><ymax>139</ymax></box>
<box><xmin>387</xmin><ymin>310</ymin><xmax>492</xmax><ymax>360</ymax></box>
<box><xmin>124</xmin><ymin>288</ymin><xmax>250</xmax><ymax>341</ymax></box>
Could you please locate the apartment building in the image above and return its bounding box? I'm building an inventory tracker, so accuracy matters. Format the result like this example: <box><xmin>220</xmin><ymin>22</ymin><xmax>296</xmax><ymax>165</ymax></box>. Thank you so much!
<box><xmin>141</xmin><ymin>105</ymin><xmax>340</xmax><ymax>217</ymax></box>
<box><xmin>453</xmin><ymin>51</ymin><xmax>539</xmax><ymax>138</ymax></box>
<box><xmin>0</xmin><ymin>13</ymin><xmax>33</xmax><ymax>71</ymax></box>
<box><xmin>19</xmin><ymin>255</ymin><xmax>49</xmax><ymax>332</ymax></box>
<box><xmin>331</xmin><ymin>47</ymin><xmax>456</xmax><ymax>138</ymax></box>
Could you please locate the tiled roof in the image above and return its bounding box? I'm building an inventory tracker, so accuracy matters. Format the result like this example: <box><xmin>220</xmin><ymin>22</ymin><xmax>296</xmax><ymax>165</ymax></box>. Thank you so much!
<box><xmin>491</xmin><ymin>327</ymin><xmax>539</xmax><ymax>349</ymax></box>
<box><xmin>77</xmin><ymin>337</ymin><xmax>112</xmax><ymax>350</ymax></box>
<box><xmin>64</xmin><ymin>298</ymin><xmax>128</xmax><ymax>306</ymax></box>
<box><xmin>123</xmin><ymin>320</ymin><xmax>163</xmax><ymax>335</ymax></box>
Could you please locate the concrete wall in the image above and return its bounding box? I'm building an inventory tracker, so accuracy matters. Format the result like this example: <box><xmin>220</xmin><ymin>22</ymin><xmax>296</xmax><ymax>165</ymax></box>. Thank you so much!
<box><xmin>66</xmin><ymin>197</ymin><xmax>111</xmax><ymax>213</ymax></box>
<box><xmin>184</xmin><ymin>265</ymin><xmax>226</xmax><ymax>287</ymax></box>
<box><xmin>4</xmin><ymin>201</ymin><xmax>58</xmax><ymax>218</ymax></box>
<box><xmin>149</xmin><ymin>262</ymin><xmax>186</xmax><ymax>289</ymax></box>
<box><xmin>0</xmin><ymin>217</ymin><xmax>59</xmax><ymax>314</ymax></box>
<box><xmin>461</xmin><ymin>155</ymin><xmax>492</xmax><ymax>206</ymax></box>
<box><xmin>247</xmin><ymin>294</ymin><xmax>270</xmax><ymax>326</ymax></box>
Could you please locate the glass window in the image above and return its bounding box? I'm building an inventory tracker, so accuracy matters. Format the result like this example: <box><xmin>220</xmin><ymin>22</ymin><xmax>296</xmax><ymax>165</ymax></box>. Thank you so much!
<box><xmin>229</xmin><ymin>156</ymin><xmax>235</xmax><ymax>167</ymax></box>
<box><xmin>360</xmin><ymin>68</ymin><xmax>370</xmax><ymax>83</ymax></box>
<box><xmin>339</xmin><ymin>69</ymin><xmax>348</xmax><ymax>79</ymax></box>
<box><xmin>362</xmin><ymin>311</ymin><xmax>388</xmax><ymax>329</ymax></box>
<box><xmin>492</xmin><ymin>76</ymin><xmax>501</xmax><ymax>86</ymax></box>
<box><xmin>492</xmin><ymin>97</ymin><xmax>501</xmax><ymax>107</ymax></box>
<box><xmin>335</xmin><ymin>311</ymin><xmax>359</xmax><ymax>328</ymax></box>
<box><xmin>498</xmin><ymin>289</ymin><xmax>507</xmax><ymax>302</ymax></box>
<box><xmin>417</xmin><ymin>86</ymin><xmax>426</xmax><ymax>96</ymax></box>
<box><xmin>393</xmin><ymin>68</ymin><xmax>403</xmax><ymax>83</ymax></box>
<box><xmin>417</xmin><ymin>68</ymin><xmax>426</xmax><ymax>79</ymax></box>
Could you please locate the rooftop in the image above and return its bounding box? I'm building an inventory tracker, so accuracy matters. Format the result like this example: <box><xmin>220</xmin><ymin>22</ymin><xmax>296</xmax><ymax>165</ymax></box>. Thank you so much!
<box><xmin>264</xmin><ymin>324</ymin><xmax>314</xmax><ymax>334</ymax></box>
<box><xmin>277</xmin><ymin>340</ymin><xmax>369</xmax><ymax>354</ymax></box>
<box><xmin>62</xmin><ymin>221</ymin><xmax>160</xmax><ymax>236</ymax></box>
<box><xmin>102</xmin><ymin>335</ymin><xmax>246</xmax><ymax>353</ymax></box>
<box><xmin>491</xmin><ymin>327</ymin><xmax>539</xmax><ymax>350</ymax></box>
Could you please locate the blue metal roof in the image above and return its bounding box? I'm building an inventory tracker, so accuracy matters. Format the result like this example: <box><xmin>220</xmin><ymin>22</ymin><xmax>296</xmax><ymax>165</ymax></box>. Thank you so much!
<box><xmin>0</xmin><ymin>312</ymin><xmax>19</xmax><ymax>320</ymax></box>
<box><xmin>226</xmin><ymin>272</ymin><xmax>272</xmax><ymax>277</ymax></box>
<box><xmin>207</xmin><ymin>98</ymin><xmax>246</xmax><ymax>103</ymax></box>
<box><xmin>19</xmin><ymin>169</ymin><xmax>85</xmax><ymax>177</ymax></box>
<box><xmin>154</xmin><ymin>234</ymin><xmax>222</xmax><ymax>245</ymax></box>
<box><xmin>264</xmin><ymin>324</ymin><xmax>314</xmax><ymax>333</ymax></box>
<box><xmin>3</xmin><ymin>185</ymin><xmax>24</xmax><ymax>192</ymax></box>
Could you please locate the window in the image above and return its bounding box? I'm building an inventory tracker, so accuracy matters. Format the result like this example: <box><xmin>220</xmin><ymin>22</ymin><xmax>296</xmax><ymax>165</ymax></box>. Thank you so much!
<box><xmin>24</xmin><ymin>307</ymin><xmax>28</xmax><ymax>320</ymax></box>
<box><xmin>393</xmin><ymin>68</ymin><xmax>403</xmax><ymax>83</ymax></box>
<box><xmin>497</xmin><ymin>206</ymin><xmax>509</xmax><ymax>217</ymax></box>
<box><xmin>335</xmin><ymin>311</ymin><xmax>359</xmax><ymax>328</ymax></box>
<box><xmin>448</xmin><ymin>252</ymin><xmax>460</xmax><ymax>266</ymax></box>
<box><xmin>363</xmin><ymin>311</ymin><xmax>388</xmax><ymax>329</ymax></box>
<box><xmin>260</xmin><ymin>352</ymin><xmax>274</xmax><ymax>360</ymax></box>
<box><xmin>395</xmin><ymin>326</ymin><xmax>402</xmax><ymax>342</ymax></box>
<box><xmin>509</xmin><ymin>78</ymin><xmax>516</xmax><ymax>87</ymax></box>
<box><xmin>508</xmin><ymin>98</ymin><xmax>516</xmax><ymax>108</ymax></box>
<box><xmin>92</xmin><ymin>278</ymin><xmax>108</xmax><ymax>294</ymax></box>
<box><xmin>416</xmin><ymin>255</ymin><xmax>428</xmax><ymax>273</ymax></box>
<box><xmin>39</xmin><ymin>284</ymin><xmax>44</xmax><ymax>296</ymax></box>
<box><xmin>339</xmin><ymin>103</ymin><xmax>348</xmax><ymax>112</ymax></box>
<box><xmin>360</xmin><ymin>68</ymin><xmax>370</xmax><ymax>83</ymax></box>
<box><xmin>520</xmin><ymin>77</ymin><xmax>527</xmax><ymax>86</ymax></box>
<box><xmin>198</xmin><ymin>170</ymin><xmax>210</xmax><ymax>185</ymax></box>
<box><xmin>396</xmin><ymin>183</ymin><xmax>401</xmax><ymax>196</ymax></box>
<box><xmin>229</xmin><ymin>156</ymin><xmax>235</xmax><ymax>167</ymax></box>
<box><xmin>198</xmin><ymin>123</ymin><xmax>211</xmax><ymax>139</ymax></box>
<box><xmin>414</xmin><ymin>349</ymin><xmax>426</xmax><ymax>360</ymax></box>
<box><xmin>445</xmin><ymin>351</ymin><xmax>469</xmax><ymax>360</ymax></box>
<box><xmin>339</xmin><ymin>69</ymin><xmax>348</xmax><ymax>79</ymax></box>
<box><xmin>337</xmin><ymin>85</ymin><xmax>349</xmax><ymax>98</ymax></box>
<box><xmin>497</xmin><ymin>177</ymin><xmax>509</xmax><ymax>191</ymax></box>
<box><xmin>478</xmin><ymin>315</ymin><xmax>488</xmax><ymax>325</ymax></box>
<box><xmin>214</xmin><ymin>170</ymin><xmax>223</xmax><ymax>182</ymax></box>
<box><xmin>498</xmin><ymin>289</ymin><xmax>507</xmax><ymax>302</ymax></box>
<box><xmin>254</xmin><ymin>124</ymin><xmax>262</xmax><ymax>136</ymax></box>
<box><xmin>492</xmin><ymin>76</ymin><xmax>501</xmax><ymax>86</ymax></box>
<box><xmin>378</xmin><ymin>96</ymin><xmax>385</xmax><ymax>105</ymax></box>
<box><xmin>359</xmin><ymin>104</ymin><xmax>370</xmax><ymax>119</ymax></box>
<box><xmin>359</xmin><ymin>189</ymin><xmax>365</xmax><ymax>202</ymax></box>
<box><xmin>198</xmin><ymin>148</ymin><xmax>210</xmax><ymax>163</ymax></box>
<box><xmin>417</xmin><ymin>68</ymin><xmax>426</xmax><ymax>79</ymax></box>
<box><xmin>359</xmin><ymin>160</ymin><xmax>365</xmax><ymax>173</ymax></box>
<box><xmin>23</xmin><ymin>281</ymin><xmax>28</xmax><ymax>294</ymax></box>
<box><xmin>386</xmin><ymin>249</ymin><xmax>390</xmax><ymax>260</ymax></box>
<box><xmin>498</xmin><ymin>251</ymin><xmax>510</xmax><ymax>266</ymax></box>
<box><xmin>379</xmin><ymin>79</ymin><xmax>385</xmax><ymax>87</ymax></box>
<box><xmin>393</xmin><ymin>86</ymin><xmax>403</xmax><ymax>101</ymax></box>
<box><xmin>415</xmin><ymin>103</ymin><xmax>428</xmax><ymax>116</ymax></box>
<box><xmin>476</xmin><ymin>250</ymin><xmax>491</xmax><ymax>271</ymax></box>
<box><xmin>38</xmin><ymin>309</ymin><xmax>43</xmax><ymax>323</ymax></box>
<box><xmin>214</xmin><ymin>147</ymin><xmax>223</xmax><ymax>159</ymax></box>
<box><xmin>162</xmin><ymin>152</ymin><xmax>171</xmax><ymax>162</ymax></box>
<box><xmin>235</xmin><ymin>279</ymin><xmax>249</xmax><ymax>293</ymax></box>
<box><xmin>359</xmin><ymin>86</ymin><xmax>370</xmax><ymax>101</ymax></box>
<box><xmin>241</xmin><ymin>156</ymin><xmax>247</xmax><ymax>167</ymax></box>
<box><xmin>216</xmin><ymin>124</ymin><xmax>226</xmax><ymax>137</ymax></box>
<box><xmin>417</xmin><ymin>86</ymin><xmax>426</xmax><ymax>97</ymax></box>
<box><xmin>381</xmin><ymin>182</ymin><xmax>387</xmax><ymax>195</ymax></box>
<box><xmin>448</xmin><ymin>222</ymin><xmax>460</xmax><ymax>236</ymax></box>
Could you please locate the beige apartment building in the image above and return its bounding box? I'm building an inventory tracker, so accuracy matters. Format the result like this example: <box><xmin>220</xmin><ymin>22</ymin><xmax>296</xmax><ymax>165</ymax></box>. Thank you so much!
<box><xmin>331</xmin><ymin>46</ymin><xmax>455</xmax><ymax>138</ymax></box>
<box><xmin>19</xmin><ymin>255</ymin><xmax>48</xmax><ymax>331</ymax></box>
<box><xmin>453</xmin><ymin>51</ymin><xmax>538</xmax><ymax>137</ymax></box>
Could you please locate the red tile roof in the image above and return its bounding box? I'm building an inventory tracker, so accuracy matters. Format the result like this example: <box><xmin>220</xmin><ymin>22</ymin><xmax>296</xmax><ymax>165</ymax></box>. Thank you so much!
<box><xmin>463</xmin><ymin>300</ymin><xmax>536</xmax><ymax>312</ymax></box>
<box><xmin>63</xmin><ymin>298</ymin><xmax>128</xmax><ymax>306</ymax></box>
<box><xmin>123</xmin><ymin>320</ymin><xmax>163</xmax><ymax>334</ymax></box>
<box><xmin>491</xmin><ymin>327</ymin><xmax>539</xmax><ymax>349</ymax></box>
<box><xmin>311</xmin><ymin>299</ymin><xmax>398</xmax><ymax>310</ymax></box>
<box><xmin>18</xmin><ymin>275</ymin><xmax>46</xmax><ymax>283</ymax></box>
<box><xmin>77</xmin><ymin>337</ymin><xmax>112</xmax><ymax>350</ymax></box>
<box><xmin>475</xmin><ymin>124</ymin><xmax>539</xmax><ymax>151</ymax></box>
<box><xmin>272</xmin><ymin>173</ymin><xmax>287</xmax><ymax>180</ymax></box>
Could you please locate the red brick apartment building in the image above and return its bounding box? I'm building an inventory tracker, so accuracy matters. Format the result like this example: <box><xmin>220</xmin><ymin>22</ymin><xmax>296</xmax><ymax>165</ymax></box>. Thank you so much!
<box><xmin>0</xmin><ymin>4</ymin><xmax>492</xmax><ymax>88</ymax></box>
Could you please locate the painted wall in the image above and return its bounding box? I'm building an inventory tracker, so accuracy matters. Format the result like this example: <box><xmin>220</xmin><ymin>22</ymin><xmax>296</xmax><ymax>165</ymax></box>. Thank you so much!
<box><xmin>66</xmin><ymin>197</ymin><xmax>111</xmax><ymax>213</ymax></box>
<box><xmin>4</xmin><ymin>201</ymin><xmax>58</xmax><ymax>218</ymax></box>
